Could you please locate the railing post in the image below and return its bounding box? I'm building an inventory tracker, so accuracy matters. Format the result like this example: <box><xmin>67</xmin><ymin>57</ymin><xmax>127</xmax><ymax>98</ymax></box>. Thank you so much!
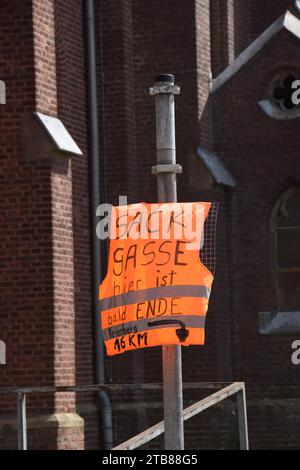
<box><xmin>236</xmin><ymin>385</ymin><xmax>249</xmax><ymax>450</ymax></box>
<box><xmin>17</xmin><ymin>392</ymin><xmax>27</xmax><ymax>450</ymax></box>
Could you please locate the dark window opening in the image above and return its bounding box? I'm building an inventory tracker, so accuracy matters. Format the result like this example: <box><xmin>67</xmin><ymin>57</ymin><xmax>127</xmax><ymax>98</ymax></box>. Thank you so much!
<box><xmin>271</xmin><ymin>187</ymin><xmax>300</xmax><ymax>311</ymax></box>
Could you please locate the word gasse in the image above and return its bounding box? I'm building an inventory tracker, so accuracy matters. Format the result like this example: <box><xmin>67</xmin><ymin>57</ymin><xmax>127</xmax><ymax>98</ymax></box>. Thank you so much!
<box><xmin>99</xmin><ymin>202</ymin><xmax>214</xmax><ymax>356</ymax></box>
<box><xmin>112</xmin><ymin>240</ymin><xmax>188</xmax><ymax>276</ymax></box>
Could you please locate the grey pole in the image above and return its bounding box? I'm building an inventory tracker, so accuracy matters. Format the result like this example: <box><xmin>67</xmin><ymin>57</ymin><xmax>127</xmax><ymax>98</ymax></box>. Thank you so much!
<box><xmin>237</xmin><ymin>385</ymin><xmax>249</xmax><ymax>450</ymax></box>
<box><xmin>149</xmin><ymin>74</ymin><xmax>184</xmax><ymax>450</ymax></box>
<box><xmin>17</xmin><ymin>393</ymin><xmax>27</xmax><ymax>450</ymax></box>
<box><xmin>85</xmin><ymin>0</ymin><xmax>113</xmax><ymax>449</ymax></box>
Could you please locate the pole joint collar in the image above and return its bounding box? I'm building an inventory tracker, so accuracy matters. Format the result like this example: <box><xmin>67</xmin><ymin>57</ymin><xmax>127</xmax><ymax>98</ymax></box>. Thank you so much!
<box><xmin>149</xmin><ymin>84</ymin><xmax>181</xmax><ymax>96</ymax></box>
<box><xmin>151</xmin><ymin>164</ymin><xmax>182</xmax><ymax>175</ymax></box>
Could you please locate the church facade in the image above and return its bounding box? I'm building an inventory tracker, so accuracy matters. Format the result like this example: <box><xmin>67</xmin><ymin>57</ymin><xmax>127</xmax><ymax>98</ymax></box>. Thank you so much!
<box><xmin>0</xmin><ymin>0</ymin><xmax>300</xmax><ymax>449</ymax></box>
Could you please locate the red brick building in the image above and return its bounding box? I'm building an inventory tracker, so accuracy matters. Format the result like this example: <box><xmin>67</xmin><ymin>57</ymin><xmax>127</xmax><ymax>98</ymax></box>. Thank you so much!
<box><xmin>1</xmin><ymin>0</ymin><xmax>300</xmax><ymax>449</ymax></box>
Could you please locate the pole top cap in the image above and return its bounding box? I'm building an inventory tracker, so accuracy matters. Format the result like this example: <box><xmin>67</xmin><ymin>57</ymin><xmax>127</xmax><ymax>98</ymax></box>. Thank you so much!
<box><xmin>156</xmin><ymin>74</ymin><xmax>175</xmax><ymax>84</ymax></box>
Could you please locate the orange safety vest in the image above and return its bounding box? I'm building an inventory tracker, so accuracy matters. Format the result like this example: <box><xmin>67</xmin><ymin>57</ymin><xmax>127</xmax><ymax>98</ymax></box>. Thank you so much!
<box><xmin>99</xmin><ymin>202</ymin><xmax>213</xmax><ymax>356</ymax></box>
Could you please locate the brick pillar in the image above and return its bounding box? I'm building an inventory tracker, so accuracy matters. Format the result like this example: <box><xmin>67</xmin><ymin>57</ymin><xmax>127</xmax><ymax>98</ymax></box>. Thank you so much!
<box><xmin>195</xmin><ymin>0</ymin><xmax>212</xmax><ymax>148</ymax></box>
<box><xmin>210</xmin><ymin>0</ymin><xmax>237</xmax><ymax>77</ymax></box>
<box><xmin>32</xmin><ymin>0</ymin><xmax>82</xmax><ymax>449</ymax></box>
<box><xmin>0</xmin><ymin>0</ymin><xmax>83</xmax><ymax>449</ymax></box>
<box><xmin>0</xmin><ymin>0</ymin><xmax>55</xmax><ymax>432</ymax></box>
<box><xmin>232</xmin><ymin>0</ymin><xmax>251</xmax><ymax>55</ymax></box>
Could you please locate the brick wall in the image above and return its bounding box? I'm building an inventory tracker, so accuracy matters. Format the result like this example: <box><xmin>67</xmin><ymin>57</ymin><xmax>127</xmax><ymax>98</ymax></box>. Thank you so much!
<box><xmin>0</xmin><ymin>0</ymin><xmax>85</xmax><ymax>449</ymax></box>
<box><xmin>210</xmin><ymin>0</ymin><xmax>236</xmax><ymax>77</ymax></box>
<box><xmin>211</xmin><ymin>1</ymin><xmax>293</xmax><ymax>76</ymax></box>
<box><xmin>212</xmin><ymin>29</ymin><xmax>300</xmax><ymax>447</ymax></box>
<box><xmin>0</xmin><ymin>0</ymin><xmax>54</xmax><ymax>392</ymax></box>
<box><xmin>97</xmin><ymin>0</ymin><xmax>138</xmax><ymax>207</ymax></box>
<box><xmin>233</xmin><ymin>0</ymin><xmax>251</xmax><ymax>55</ymax></box>
<box><xmin>250</xmin><ymin>0</ymin><xmax>292</xmax><ymax>40</ymax></box>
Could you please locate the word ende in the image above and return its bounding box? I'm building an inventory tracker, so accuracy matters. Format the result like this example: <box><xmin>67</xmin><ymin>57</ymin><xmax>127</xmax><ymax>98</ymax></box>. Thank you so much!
<box><xmin>107</xmin><ymin>291</ymin><xmax>180</xmax><ymax>328</ymax></box>
<box><xmin>291</xmin><ymin>340</ymin><xmax>300</xmax><ymax>365</ymax></box>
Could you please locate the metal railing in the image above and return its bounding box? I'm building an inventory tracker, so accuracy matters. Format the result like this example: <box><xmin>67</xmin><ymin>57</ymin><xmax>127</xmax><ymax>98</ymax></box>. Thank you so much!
<box><xmin>113</xmin><ymin>382</ymin><xmax>248</xmax><ymax>450</ymax></box>
<box><xmin>0</xmin><ymin>382</ymin><xmax>248</xmax><ymax>450</ymax></box>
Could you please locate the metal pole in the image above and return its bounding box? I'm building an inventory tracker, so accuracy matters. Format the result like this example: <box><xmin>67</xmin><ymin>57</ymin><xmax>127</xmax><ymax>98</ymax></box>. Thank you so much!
<box><xmin>17</xmin><ymin>392</ymin><xmax>27</xmax><ymax>450</ymax></box>
<box><xmin>236</xmin><ymin>385</ymin><xmax>249</xmax><ymax>450</ymax></box>
<box><xmin>85</xmin><ymin>0</ymin><xmax>113</xmax><ymax>449</ymax></box>
<box><xmin>150</xmin><ymin>74</ymin><xmax>183</xmax><ymax>450</ymax></box>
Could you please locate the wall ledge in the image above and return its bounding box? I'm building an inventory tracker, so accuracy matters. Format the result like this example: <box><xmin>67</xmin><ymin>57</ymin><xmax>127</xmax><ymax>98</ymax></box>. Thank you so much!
<box><xmin>259</xmin><ymin>310</ymin><xmax>300</xmax><ymax>335</ymax></box>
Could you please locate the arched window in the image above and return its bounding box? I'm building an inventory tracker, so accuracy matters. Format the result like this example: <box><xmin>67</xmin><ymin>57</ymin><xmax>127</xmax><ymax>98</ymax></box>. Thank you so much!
<box><xmin>271</xmin><ymin>187</ymin><xmax>300</xmax><ymax>311</ymax></box>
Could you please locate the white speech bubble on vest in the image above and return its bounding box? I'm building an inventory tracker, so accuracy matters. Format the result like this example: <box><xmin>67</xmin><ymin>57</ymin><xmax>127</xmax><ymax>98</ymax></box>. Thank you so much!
<box><xmin>0</xmin><ymin>340</ymin><xmax>6</xmax><ymax>364</ymax></box>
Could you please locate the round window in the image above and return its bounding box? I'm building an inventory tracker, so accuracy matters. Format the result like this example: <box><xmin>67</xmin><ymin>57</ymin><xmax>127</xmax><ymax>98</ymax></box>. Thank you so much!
<box><xmin>271</xmin><ymin>74</ymin><xmax>299</xmax><ymax>111</ymax></box>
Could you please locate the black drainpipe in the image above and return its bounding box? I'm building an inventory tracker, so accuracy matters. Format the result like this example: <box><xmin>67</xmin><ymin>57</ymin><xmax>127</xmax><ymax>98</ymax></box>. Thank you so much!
<box><xmin>85</xmin><ymin>0</ymin><xmax>113</xmax><ymax>450</ymax></box>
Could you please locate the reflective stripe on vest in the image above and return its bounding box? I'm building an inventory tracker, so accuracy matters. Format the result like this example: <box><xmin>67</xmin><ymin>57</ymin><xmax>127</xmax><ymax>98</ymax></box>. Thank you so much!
<box><xmin>100</xmin><ymin>284</ymin><xmax>211</xmax><ymax>310</ymax></box>
<box><xmin>99</xmin><ymin>202</ymin><xmax>214</xmax><ymax>356</ymax></box>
